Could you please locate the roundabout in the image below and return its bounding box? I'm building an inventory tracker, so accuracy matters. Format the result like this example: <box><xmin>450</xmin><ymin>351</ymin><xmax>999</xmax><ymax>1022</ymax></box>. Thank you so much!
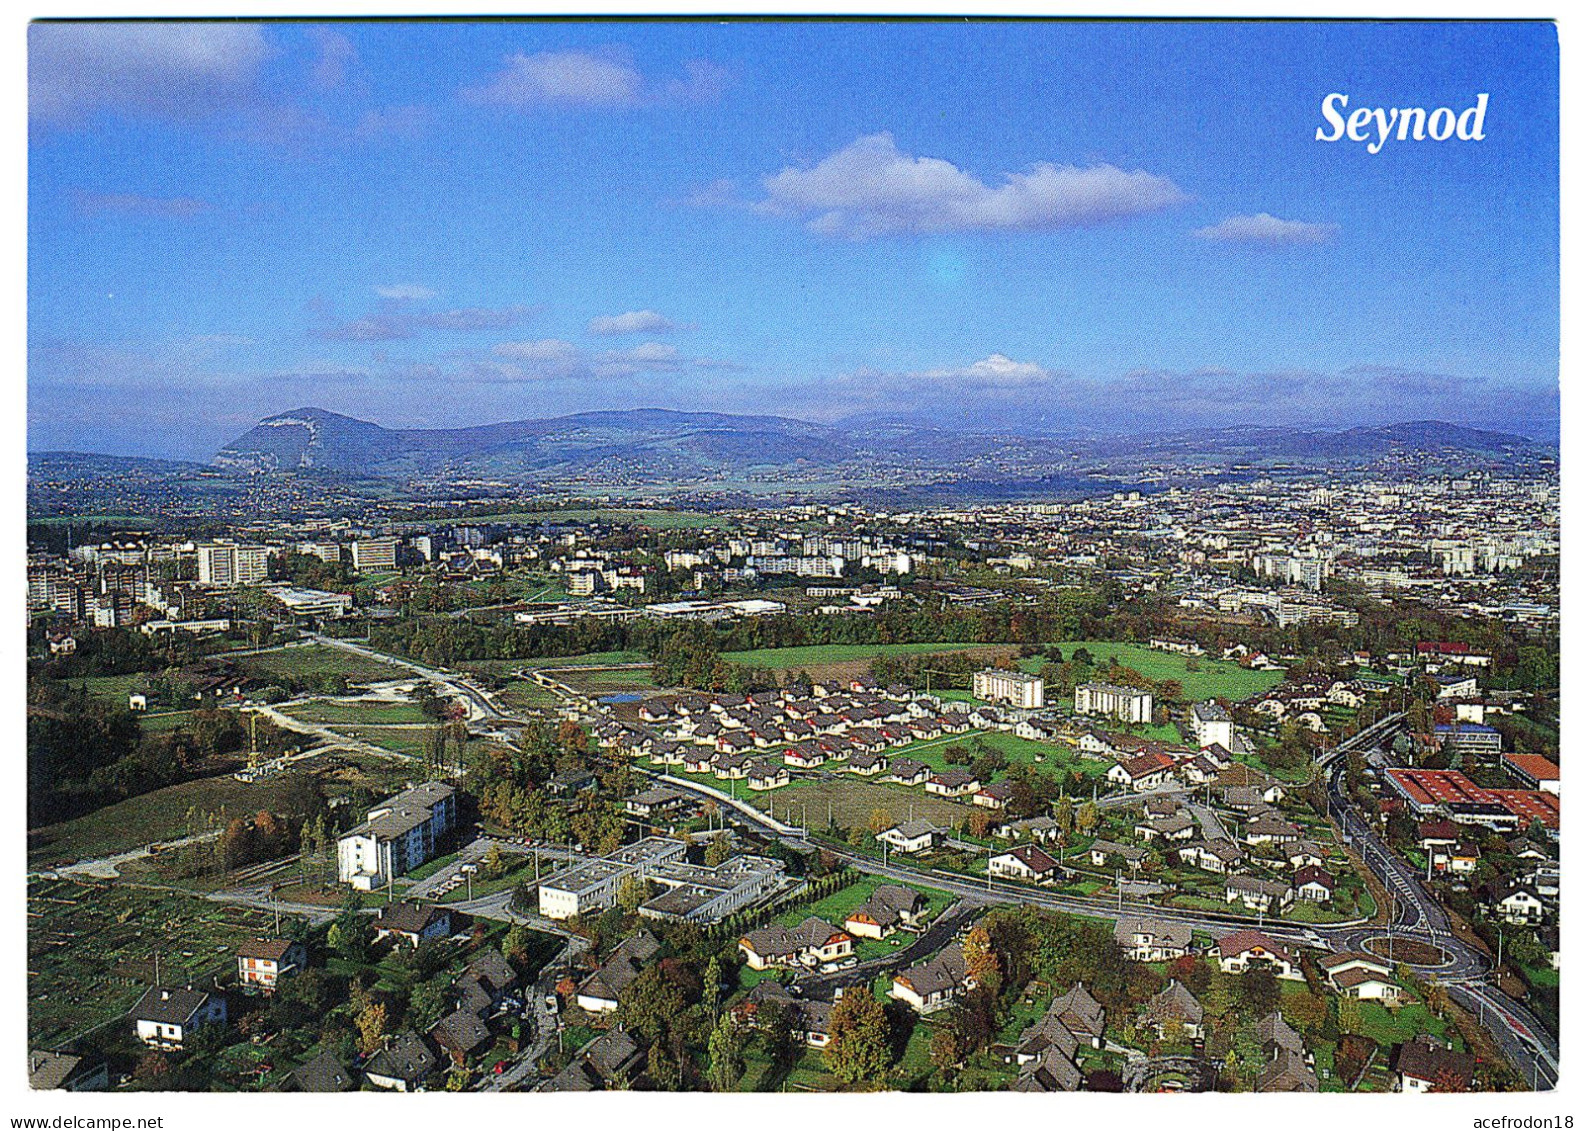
<box><xmin>1362</xmin><ymin>935</ymin><xmax>1449</xmax><ymax>968</ymax></box>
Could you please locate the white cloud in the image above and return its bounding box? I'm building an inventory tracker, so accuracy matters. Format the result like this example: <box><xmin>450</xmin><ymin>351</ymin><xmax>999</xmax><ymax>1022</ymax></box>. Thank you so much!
<box><xmin>463</xmin><ymin>49</ymin><xmax>726</xmax><ymax>111</ymax></box>
<box><xmin>1193</xmin><ymin>212</ymin><xmax>1338</xmax><ymax>245</ymax></box>
<box><xmin>29</xmin><ymin>22</ymin><xmax>272</xmax><ymax>124</ymax></box>
<box><xmin>917</xmin><ymin>354</ymin><xmax>1054</xmax><ymax>386</ymax></box>
<box><xmin>683</xmin><ymin>177</ymin><xmax>740</xmax><ymax>209</ymax></box>
<box><xmin>493</xmin><ymin>338</ymin><xmax>579</xmax><ymax>363</ymax></box>
<box><xmin>467</xmin><ymin>49</ymin><xmax>641</xmax><ymax>108</ymax></box>
<box><xmin>587</xmin><ymin>310</ymin><xmax>677</xmax><ymax>335</ymax></box>
<box><xmin>760</xmin><ymin>133</ymin><xmax>1185</xmax><ymax>238</ymax></box>
<box><xmin>484</xmin><ymin>338</ymin><xmax>728</xmax><ymax>382</ymax></box>
<box><xmin>375</xmin><ymin>284</ymin><xmax>439</xmax><ymax>301</ymax></box>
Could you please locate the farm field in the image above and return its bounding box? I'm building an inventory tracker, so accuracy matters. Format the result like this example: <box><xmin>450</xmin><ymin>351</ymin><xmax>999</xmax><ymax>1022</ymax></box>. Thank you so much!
<box><xmin>27</xmin><ymin>879</ymin><xmax>281</xmax><ymax>1047</ymax></box>
<box><xmin>497</xmin><ymin>679</ymin><xmax>563</xmax><ymax>713</ymax></box>
<box><xmin>239</xmin><ymin>644</ymin><xmax>406</xmax><ymax>686</ymax></box>
<box><xmin>555</xmin><ymin>667</ymin><xmax>657</xmax><ymax>694</ymax></box>
<box><xmin>461</xmin><ymin>652</ymin><xmax>649</xmax><ymax>679</ymax></box>
<box><xmin>139</xmin><ymin>710</ymin><xmax>197</xmax><ymax>733</ymax></box>
<box><xmin>1025</xmin><ymin>641</ymin><xmax>1285</xmax><ymax>702</ymax></box>
<box><xmin>750</xmin><ymin>775</ymin><xmax>970</xmax><ymax>833</ymax></box>
<box><xmin>58</xmin><ymin>672</ymin><xmax>146</xmax><ymax>710</ymax></box>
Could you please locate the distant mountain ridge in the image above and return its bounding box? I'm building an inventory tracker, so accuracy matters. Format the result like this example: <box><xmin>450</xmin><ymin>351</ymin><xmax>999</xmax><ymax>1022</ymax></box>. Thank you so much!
<box><xmin>208</xmin><ymin>406</ymin><xmax>1549</xmax><ymax>484</ymax></box>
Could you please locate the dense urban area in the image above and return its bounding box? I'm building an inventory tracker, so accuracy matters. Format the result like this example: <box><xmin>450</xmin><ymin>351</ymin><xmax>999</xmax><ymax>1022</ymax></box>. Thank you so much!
<box><xmin>27</xmin><ymin>458</ymin><xmax>1560</xmax><ymax>1095</ymax></box>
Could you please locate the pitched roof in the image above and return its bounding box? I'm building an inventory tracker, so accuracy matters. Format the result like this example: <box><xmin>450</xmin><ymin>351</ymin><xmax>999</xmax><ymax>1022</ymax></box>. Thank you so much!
<box><xmin>27</xmin><ymin>1051</ymin><xmax>94</xmax><ymax>1091</ymax></box>
<box><xmin>132</xmin><ymin>985</ymin><xmax>214</xmax><ymax>1026</ymax></box>
<box><xmin>1395</xmin><ymin>1034</ymin><xmax>1475</xmax><ymax>1091</ymax></box>
<box><xmin>1143</xmin><ymin>980</ymin><xmax>1203</xmax><ymax>1027</ymax></box>
<box><xmin>236</xmin><ymin>937</ymin><xmax>297</xmax><ymax>962</ymax></box>
<box><xmin>1048</xmin><ymin>982</ymin><xmax>1106</xmax><ymax>1037</ymax></box>
<box><xmin>372</xmin><ymin>901</ymin><xmax>450</xmax><ymax>936</ymax></box>
<box><xmin>1216</xmin><ymin>929</ymin><xmax>1293</xmax><ymax>963</ymax></box>
<box><xmin>290</xmin><ymin>1048</ymin><xmax>355</xmax><ymax>1092</ymax></box>
<box><xmin>1115</xmin><ymin>916</ymin><xmax>1193</xmax><ymax>951</ymax></box>
<box><xmin>1256</xmin><ymin>1011</ymin><xmax>1305</xmax><ymax>1057</ymax></box>
<box><xmin>430</xmin><ymin>1007</ymin><xmax>491</xmax><ymax>1055</ymax></box>
<box><xmin>847</xmin><ymin>884</ymin><xmax>924</xmax><ymax>928</ymax></box>
<box><xmin>741</xmin><ymin>916</ymin><xmax>847</xmax><ymax>960</ymax></box>
<box><xmin>998</xmin><ymin>844</ymin><xmax>1060</xmax><ymax>873</ymax></box>
<box><xmin>1258</xmin><ymin>1044</ymin><xmax>1318</xmax><ymax>1092</ymax></box>
<box><xmin>1294</xmin><ymin>864</ymin><xmax>1336</xmax><ymax>889</ymax></box>
<box><xmin>895</xmin><ymin>943</ymin><xmax>968</xmax><ymax>998</ymax></box>
<box><xmin>364</xmin><ymin>1031</ymin><xmax>438</xmax><ymax>1083</ymax></box>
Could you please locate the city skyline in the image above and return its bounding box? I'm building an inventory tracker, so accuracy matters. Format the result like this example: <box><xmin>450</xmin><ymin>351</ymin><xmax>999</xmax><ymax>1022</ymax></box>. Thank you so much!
<box><xmin>29</xmin><ymin>20</ymin><xmax>1559</xmax><ymax>460</ymax></box>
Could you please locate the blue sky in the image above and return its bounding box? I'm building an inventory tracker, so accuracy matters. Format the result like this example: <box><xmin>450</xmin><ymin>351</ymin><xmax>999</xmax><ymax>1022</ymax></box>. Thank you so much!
<box><xmin>28</xmin><ymin>19</ymin><xmax>1558</xmax><ymax>460</ymax></box>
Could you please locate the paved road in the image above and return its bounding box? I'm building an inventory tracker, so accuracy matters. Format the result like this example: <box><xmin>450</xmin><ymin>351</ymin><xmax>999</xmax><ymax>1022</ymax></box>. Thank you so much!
<box><xmin>309</xmin><ymin>633</ymin><xmax>518</xmax><ymax>724</ymax></box>
<box><xmin>33</xmin><ymin>830</ymin><xmax>221</xmax><ymax>880</ymax></box>
<box><xmin>1183</xmin><ymin>799</ymin><xmax>1229</xmax><ymax>843</ymax></box>
<box><xmin>476</xmin><ymin>935</ymin><xmax>589</xmax><ymax>1092</ymax></box>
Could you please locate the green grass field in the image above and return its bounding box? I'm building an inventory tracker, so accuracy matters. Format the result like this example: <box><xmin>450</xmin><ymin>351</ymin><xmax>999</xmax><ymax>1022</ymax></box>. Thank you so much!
<box><xmin>28</xmin><ymin>770</ymin><xmax>314</xmax><ymax>866</ymax></box>
<box><xmin>753</xmin><ymin>775</ymin><xmax>969</xmax><ymax>834</ymax></box>
<box><xmin>336</xmin><ymin>725</ymin><xmax>443</xmax><ymax>759</ymax></box>
<box><xmin>721</xmin><ymin>642</ymin><xmax>995</xmax><ymax>671</ymax></box>
<box><xmin>497</xmin><ymin>679</ymin><xmax>563</xmax><ymax>712</ymax></box>
<box><xmin>557</xmin><ymin>667</ymin><xmax>657</xmax><ymax>693</ymax></box>
<box><xmin>505</xmin><ymin>650</ymin><xmax>651</xmax><ymax>672</ymax></box>
<box><xmin>282</xmin><ymin>699</ymin><xmax>433</xmax><ymax>726</ymax></box>
<box><xmin>60</xmin><ymin>673</ymin><xmax>147</xmax><ymax>710</ymax></box>
<box><xmin>1027</xmin><ymin>641</ymin><xmax>1285</xmax><ymax>702</ymax></box>
<box><xmin>875</xmin><ymin>729</ymin><xmax>1111</xmax><ymax>780</ymax></box>
<box><xmin>240</xmin><ymin>644</ymin><xmax>406</xmax><ymax>686</ymax></box>
<box><xmin>28</xmin><ymin>752</ymin><xmax>413</xmax><ymax>867</ymax></box>
<box><xmin>138</xmin><ymin>710</ymin><xmax>197</xmax><ymax>733</ymax></box>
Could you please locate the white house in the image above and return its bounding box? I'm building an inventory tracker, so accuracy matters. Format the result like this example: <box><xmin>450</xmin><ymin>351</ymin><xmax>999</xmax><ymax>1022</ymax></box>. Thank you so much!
<box><xmin>878</xmin><ymin>820</ymin><xmax>945</xmax><ymax>855</ymax></box>
<box><xmin>132</xmin><ymin>985</ymin><xmax>227</xmax><ymax>1049</ymax></box>
<box><xmin>988</xmin><ymin>845</ymin><xmax>1062</xmax><ymax>884</ymax></box>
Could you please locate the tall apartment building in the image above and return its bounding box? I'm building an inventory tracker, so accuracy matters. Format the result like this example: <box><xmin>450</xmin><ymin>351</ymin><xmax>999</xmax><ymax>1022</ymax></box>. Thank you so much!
<box><xmin>336</xmin><ymin>782</ymin><xmax>457</xmax><ymax>891</ymax></box>
<box><xmin>1190</xmin><ymin>701</ymin><xmax>1236</xmax><ymax>750</ymax></box>
<box><xmin>1075</xmin><ymin>682</ymin><xmax>1154</xmax><ymax>724</ymax></box>
<box><xmin>196</xmin><ymin>542</ymin><xmax>270</xmax><ymax>589</ymax></box>
<box><xmin>296</xmin><ymin>541</ymin><xmax>343</xmax><ymax>564</ymax></box>
<box><xmin>972</xmin><ymin>668</ymin><xmax>1045</xmax><ymax>710</ymax></box>
<box><xmin>349</xmin><ymin>537</ymin><xmax>399</xmax><ymax>573</ymax></box>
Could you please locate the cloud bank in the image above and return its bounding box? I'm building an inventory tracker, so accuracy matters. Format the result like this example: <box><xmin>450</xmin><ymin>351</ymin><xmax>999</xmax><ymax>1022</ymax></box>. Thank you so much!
<box><xmin>760</xmin><ymin>133</ymin><xmax>1185</xmax><ymax>238</ymax></box>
